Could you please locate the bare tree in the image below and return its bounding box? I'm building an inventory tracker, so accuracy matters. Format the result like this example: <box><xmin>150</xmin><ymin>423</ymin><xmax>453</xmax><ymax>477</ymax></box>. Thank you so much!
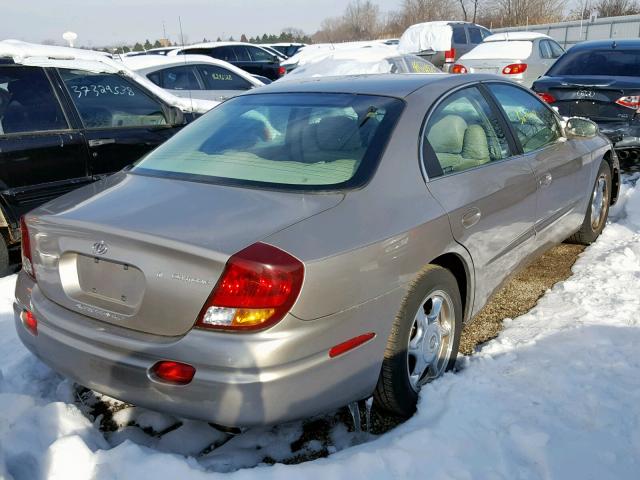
<box><xmin>480</xmin><ymin>0</ymin><xmax>564</xmax><ymax>28</ymax></box>
<box><xmin>571</xmin><ymin>0</ymin><xmax>640</xmax><ymax>19</ymax></box>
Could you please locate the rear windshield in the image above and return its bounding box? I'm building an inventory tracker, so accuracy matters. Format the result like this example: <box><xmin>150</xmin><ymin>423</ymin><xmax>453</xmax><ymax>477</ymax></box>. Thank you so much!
<box><xmin>133</xmin><ymin>93</ymin><xmax>404</xmax><ymax>190</ymax></box>
<box><xmin>548</xmin><ymin>49</ymin><xmax>640</xmax><ymax>77</ymax></box>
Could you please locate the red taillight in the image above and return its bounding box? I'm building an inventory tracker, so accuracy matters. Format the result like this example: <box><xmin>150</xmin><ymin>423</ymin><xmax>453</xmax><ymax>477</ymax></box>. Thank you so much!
<box><xmin>444</xmin><ymin>48</ymin><xmax>456</xmax><ymax>63</ymax></box>
<box><xmin>151</xmin><ymin>361</ymin><xmax>195</xmax><ymax>385</ymax></box>
<box><xmin>537</xmin><ymin>92</ymin><xmax>556</xmax><ymax>104</ymax></box>
<box><xmin>20</xmin><ymin>216</ymin><xmax>35</xmax><ymax>279</ymax></box>
<box><xmin>616</xmin><ymin>95</ymin><xmax>640</xmax><ymax>109</ymax></box>
<box><xmin>278</xmin><ymin>66</ymin><xmax>286</xmax><ymax>76</ymax></box>
<box><xmin>502</xmin><ymin>63</ymin><xmax>527</xmax><ymax>75</ymax></box>
<box><xmin>329</xmin><ymin>333</ymin><xmax>376</xmax><ymax>358</ymax></box>
<box><xmin>196</xmin><ymin>242</ymin><xmax>304</xmax><ymax>331</ymax></box>
<box><xmin>451</xmin><ymin>63</ymin><xmax>468</xmax><ymax>74</ymax></box>
<box><xmin>20</xmin><ymin>310</ymin><xmax>38</xmax><ymax>336</ymax></box>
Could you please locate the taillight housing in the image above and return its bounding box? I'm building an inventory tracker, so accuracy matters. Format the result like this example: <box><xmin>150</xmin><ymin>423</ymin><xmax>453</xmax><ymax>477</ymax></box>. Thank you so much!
<box><xmin>537</xmin><ymin>92</ymin><xmax>556</xmax><ymax>104</ymax></box>
<box><xmin>278</xmin><ymin>66</ymin><xmax>286</xmax><ymax>76</ymax></box>
<box><xmin>444</xmin><ymin>48</ymin><xmax>456</xmax><ymax>63</ymax></box>
<box><xmin>20</xmin><ymin>216</ymin><xmax>35</xmax><ymax>279</ymax></box>
<box><xmin>615</xmin><ymin>95</ymin><xmax>640</xmax><ymax>109</ymax></box>
<box><xmin>150</xmin><ymin>361</ymin><xmax>195</xmax><ymax>385</ymax></box>
<box><xmin>196</xmin><ymin>242</ymin><xmax>304</xmax><ymax>331</ymax></box>
<box><xmin>451</xmin><ymin>64</ymin><xmax>468</xmax><ymax>74</ymax></box>
<box><xmin>502</xmin><ymin>63</ymin><xmax>527</xmax><ymax>75</ymax></box>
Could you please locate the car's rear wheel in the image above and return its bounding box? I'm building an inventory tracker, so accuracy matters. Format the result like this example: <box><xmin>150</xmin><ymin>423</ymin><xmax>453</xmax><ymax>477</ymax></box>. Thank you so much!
<box><xmin>568</xmin><ymin>161</ymin><xmax>611</xmax><ymax>245</ymax></box>
<box><xmin>373</xmin><ymin>265</ymin><xmax>462</xmax><ymax>418</ymax></box>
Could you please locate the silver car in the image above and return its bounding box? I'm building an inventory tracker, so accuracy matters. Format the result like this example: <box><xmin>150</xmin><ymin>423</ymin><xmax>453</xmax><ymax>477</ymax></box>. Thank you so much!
<box><xmin>15</xmin><ymin>74</ymin><xmax>619</xmax><ymax>427</ymax></box>
<box><xmin>454</xmin><ymin>32</ymin><xmax>565</xmax><ymax>87</ymax></box>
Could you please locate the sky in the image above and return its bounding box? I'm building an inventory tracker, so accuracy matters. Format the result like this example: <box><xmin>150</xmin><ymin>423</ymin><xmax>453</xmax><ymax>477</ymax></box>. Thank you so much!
<box><xmin>3</xmin><ymin>0</ymin><xmax>404</xmax><ymax>47</ymax></box>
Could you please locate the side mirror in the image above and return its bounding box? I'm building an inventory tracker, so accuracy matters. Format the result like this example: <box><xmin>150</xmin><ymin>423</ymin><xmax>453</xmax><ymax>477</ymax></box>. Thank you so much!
<box><xmin>565</xmin><ymin>117</ymin><xmax>598</xmax><ymax>139</ymax></box>
<box><xmin>168</xmin><ymin>105</ymin><xmax>185</xmax><ymax>126</ymax></box>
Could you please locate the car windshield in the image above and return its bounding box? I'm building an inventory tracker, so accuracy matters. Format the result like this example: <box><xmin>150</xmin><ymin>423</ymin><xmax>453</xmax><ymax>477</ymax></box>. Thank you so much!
<box><xmin>133</xmin><ymin>93</ymin><xmax>404</xmax><ymax>190</ymax></box>
<box><xmin>547</xmin><ymin>48</ymin><xmax>640</xmax><ymax>76</ymax></box>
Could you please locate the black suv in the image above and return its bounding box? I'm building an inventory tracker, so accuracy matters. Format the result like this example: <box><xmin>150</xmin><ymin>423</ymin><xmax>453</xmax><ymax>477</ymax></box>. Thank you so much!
<box><xmin>0</xmin><ymin>63</ymin><xmax>190</xmax><ymax>275</ymax></box>
<box><xmin>175</xmin><ymin>43</ymin><xmax>286</xmax><ymax>81</ymax></box>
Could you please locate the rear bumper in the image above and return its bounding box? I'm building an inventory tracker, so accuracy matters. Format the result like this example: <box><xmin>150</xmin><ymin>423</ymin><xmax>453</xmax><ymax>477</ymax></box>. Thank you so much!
<box><xmin>15</xmin><ymin>272</ymin><xmax>400</xmax><ymax>427</ymax></box>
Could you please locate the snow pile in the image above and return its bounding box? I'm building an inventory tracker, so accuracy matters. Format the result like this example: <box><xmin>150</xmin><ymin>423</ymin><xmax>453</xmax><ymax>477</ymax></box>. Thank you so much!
<box><xmin>282</xmin><ymin>41</ymin><xmax>392</xmax><ymax>67</ymax></box>
<box><xmin>1</xmin><ymin>176</ymin><xmax>640</xmax><ymax>478</ymax></box>
<box><xmin>398</xmin><ymin>21</ymin><xmax>453</xmax><ymax>54</ymax></box>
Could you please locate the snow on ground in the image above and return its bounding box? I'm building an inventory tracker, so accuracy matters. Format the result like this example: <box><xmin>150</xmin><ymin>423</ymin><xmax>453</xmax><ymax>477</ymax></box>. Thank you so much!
<box><xmin>1</xmin><ymin>175</ymin><xmax>640</xmax><ymax>479</ymax></box>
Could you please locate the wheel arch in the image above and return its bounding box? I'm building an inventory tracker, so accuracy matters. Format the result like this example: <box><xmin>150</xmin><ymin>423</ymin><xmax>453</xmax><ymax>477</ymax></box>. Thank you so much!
<box><xmin>431</xmin><ymin>251</ymin><xmax>473</xmax><ymax>324</ymax></box>
<box><xmin>603</xmin><ymin>149</ymin><xmax>620</xmax><ymax>206</ymax></box>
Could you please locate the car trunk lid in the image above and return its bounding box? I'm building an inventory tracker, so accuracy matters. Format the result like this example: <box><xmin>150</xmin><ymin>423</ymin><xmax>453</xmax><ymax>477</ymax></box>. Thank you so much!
<box><xmin>29</xmin><ymin>172</ymin><xmax>343</xmax><ymax>336</ymax></box>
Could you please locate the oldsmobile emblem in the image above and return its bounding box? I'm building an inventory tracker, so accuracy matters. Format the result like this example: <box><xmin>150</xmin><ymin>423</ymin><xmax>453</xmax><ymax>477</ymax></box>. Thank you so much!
<box><xmin>92</xmin><ymin>241</ymin><xmax>108</xmax><ymax>256</ymax></box>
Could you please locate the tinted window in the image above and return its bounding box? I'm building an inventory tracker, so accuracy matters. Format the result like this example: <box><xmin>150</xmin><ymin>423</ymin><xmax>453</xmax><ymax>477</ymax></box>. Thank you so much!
<box><xmin>468</xmin><ymin>27</ymin><xmax>483</xmax><ymax>44</ymax></box>
<box><xmin>549</xmin><ymin>41</ymin><xmax>564</xmax><ymax>58</ymax></box>
<box><xmin>249</xmin><ymin>46</ymin><xmax>274</xmax><ymax>62</ymax></box>
<box><xmin>488</xmin><ymin>83</ymin><xmax>561</xmax><ymax>153</ymax></box>
<box><xmin>548</xmin><ymin>48</ymin><xmax>640</xmax><ymax>76</ymax></box>
<box><xmin>210</xmin><ymin>46</ymin><xmax>236</xmax><ymax>62</ymax></box>
<box><xmin>480</xmin><ymin>27</ymin><xmax>492</xmax><ymax>39</ymax></box>
<box><xmin>452</xmin><ymin>26</ymin><xmax>467</xmax><ymax>44</ymax></box>
<box><xmin>424</xmin><ymin>87</ymin><xmax>512</xmax><ymax>176</ymax></box>
<box><xmin>134</xmin><ymin>93</ymin><xmax>404</xmax><ymax>190</ymax></box>
<box><xmin>60</xmin><ymin>69</ymin><xmax>168</xmax><ymax>129</ymax></box>
<box><xmin>0</xmin><ymin>67</ymin><xmax>67</xmax><ymax>135</ymax></box>
<box><xmin>197</xmin><ymin>65</ymin><xmax>252</xmax><ymax>90</ymax></box>
<box><xmin>233</xmin><ymin>46</ymin><xmax>251</xmax><ymax>61</ymax></box>
<box><xmin>155</xmin><ymin>65</ymin><xmax>201</xmax><ymax>90</ymax></box>
<box><xmin>539</xmin><ymin>40</ymin><xmax>553</xmax><ymax>59</ymax></box>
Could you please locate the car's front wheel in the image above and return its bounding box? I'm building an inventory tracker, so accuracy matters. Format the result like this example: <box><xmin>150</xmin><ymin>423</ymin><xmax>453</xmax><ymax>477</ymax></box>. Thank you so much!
<box><xmin>373</xmin><ymin>265</ymin><xmax>462</xmax><ymax>418</ymax></box>
<box><xmin>568</xmin><ymin>160</ymin><xmax>611</xmax><ymax>245</ymax></box>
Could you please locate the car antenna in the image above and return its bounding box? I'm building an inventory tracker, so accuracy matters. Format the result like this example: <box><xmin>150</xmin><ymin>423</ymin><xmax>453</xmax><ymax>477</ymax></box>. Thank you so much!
<box><xmin>178</xmin><ymin>15</ymin><xmax>194</xmax><ymax>115</ymax></box>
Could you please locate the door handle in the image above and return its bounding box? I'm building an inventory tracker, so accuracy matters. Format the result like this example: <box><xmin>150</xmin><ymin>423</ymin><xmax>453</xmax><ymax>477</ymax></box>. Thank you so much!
<box><xmin>539</xmin><ymin>172</ymin><xmax>553</xmax><ymax>187</ymax></box>
<box><xmin>461</xmin><ymin>208</ymin><xmax>481</xmax><ymax>228</ymax></box>
<box><xmin>88</xmin><ymin>138</ymin><xmax>116</xmax><ymax>147</ymax></box>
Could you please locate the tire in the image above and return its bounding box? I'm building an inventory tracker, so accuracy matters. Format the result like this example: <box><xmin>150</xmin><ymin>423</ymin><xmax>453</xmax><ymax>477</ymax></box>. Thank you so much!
<box><xmin>0</xmin><ymin>235</ymin><xmax>9</xmax><ymax>278</ymax></box>
<box><xmin>373</xmin><ymin>265</ymin><xmax>462</xmax><ymax>418</ymax></box>
<box><xmin>568</xmin><ymin>161</ymin><xmax>611</xmax><ymax>246</ymax></box>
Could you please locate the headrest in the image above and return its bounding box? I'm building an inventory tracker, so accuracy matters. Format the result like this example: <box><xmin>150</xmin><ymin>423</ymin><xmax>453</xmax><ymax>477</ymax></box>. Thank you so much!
<box><xmin>315</xmin><ymin>115</ymin><xmax>362</xmax><ymax>151</ymax></box>
<box><xmin>462</xmin><ymin>124</ymin><xmax>490</xmax><ymax>161</ymax></box>
<box><xmin>427</xmin><ymin>115</ymin><xmax>467</xmax><ymax>154</ymax></box>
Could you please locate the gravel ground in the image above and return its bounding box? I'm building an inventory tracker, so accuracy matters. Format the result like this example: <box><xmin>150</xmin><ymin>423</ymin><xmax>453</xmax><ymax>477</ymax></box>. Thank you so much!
<box><xmin>459</xmin><ymin>243</ymin><xmax>585</xmax><ymax>355</ymax></box>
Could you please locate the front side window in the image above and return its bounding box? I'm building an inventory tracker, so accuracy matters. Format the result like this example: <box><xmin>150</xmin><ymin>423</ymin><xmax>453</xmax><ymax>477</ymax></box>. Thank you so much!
<box><xmin>60</xmin><ymin>69</ymin><xmax>168</xmax><ymax>129</ymax></box>
<box><xmin>233</xmin><ymin>46</ymin><xmax>251</xmax><ymax>61</ymax></box>
<box><xmin>133</xmin><ymin>93</ymin><xmax>404</xmax><ymax>190</ymax></box>
<box><xmin>197</xmin><ymin>65</ymin><xmax>252</xmax><ymax>90</ymax></box>
<box><xmin>452</xmin><ymin>26</ymin><xmax>467</xmax><ymax>44</ymax></box>
<box><xmin>210</xmin><ymin>46</ymin><xmax>236</xmax><ymax>62</ymax></box>
<box><xmin>488</xmin><ymin>83</ymin><xmax>561</xmax><ymax>153</ymax></box>
<box><xmin>0</xmin><ymin>67</ymin><xmax>67</xmax><ymax>135</ymax></box>
<box><xmin>423</xmin><ymin>86</ymin><xmax>512</xmax><ymax>176</ymax></box>
<box><xmin>155</xmin><ymin>66</ymin><xmax>201</xmax><ymax>90</ymax></box>
<box><xmin>249</xmin><ymin>47</ymin><xmax>273</xmax><ymax>62</ymax></box>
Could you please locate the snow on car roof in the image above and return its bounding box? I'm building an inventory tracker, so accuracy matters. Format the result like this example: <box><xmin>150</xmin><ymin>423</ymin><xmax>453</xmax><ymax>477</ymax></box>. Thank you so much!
<box><xmin>0</xmin><ymin>40</ymin><xmax>217</xmax><ymax>113</ymax></box>
<box><xmin>282</xmin><ymin>40</ymin><xmax>393</xmax><ymax>67</ymax></box>
<box><xmin>398</xmin><ymin>21</ymin><xmax>455</xmax><ymax>54</ymax></box>
<box><xmin>484</xmin><ymin>32</ymin><xmax>549</xmax><ymax>42</ymax></box>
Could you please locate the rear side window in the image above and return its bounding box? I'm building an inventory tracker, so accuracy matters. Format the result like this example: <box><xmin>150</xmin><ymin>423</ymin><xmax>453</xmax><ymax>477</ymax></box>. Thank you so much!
<box><xmin>133</xmin><ymin>93</ymin><xmax>404</xmax><ymax>190</ymax></box>
<box><xmin>197</xmin><ymin>65</ymin><xmax>252</xmax><ymax>90</ymax></box>
<box><xmin>539</xmin><ymin>40</ymin><xmax>553</xmax><ymax>59</ymax></box>
<box><xmin>452</xmin><ymin>27</ymin><xmax>467</xmax><ymax>44</ymax></box>
<box><xmin>249</xmin><ymin>47</ymin><xmax>274</xmax><ymax>62</ymax></box>
<box><xmin>60</xmin><ymin>69</ymin><xmax>168</xmax><ymax>129</ymax></box>
<box><xmin>549</xmin><ymin>41</ymin><xmax>564</xmax><ymax>58</ymax></box>
<box><xmin>154</xmin><ymin>66</ymin><xmax>201</xmax><ymax>90</ymax></box>
<box><xmin>468</xmin><ymin>28</ymin><xmax>483</xmax><ymax>44</ymax></box>
<box><xmin>211</xmin><ymin>46</ymin><xmax>236</xmax><ymax>62</ymax></box>
<box><xmin>488</xmin><ymin>83</ymin><xmax>561</xmax><ymax>153</ymax></box>
<box><xmin>423</xmin><ymin>86</ymin><xmax>512</xmax><ymax>177</ymax></box>
<box><xmin>548</xmin><ymin>48</ymin><xmax>640</xmax><ymax>76</ymax></box>
<box><xmin>0</xmin><ymin>67</ymin><xmax>67</xmax><ymax>135</ymax></box>
<box><xmin>233</xmin><ymin>46</ymin><xmax>251</xmax><ymax>61</ymax></box>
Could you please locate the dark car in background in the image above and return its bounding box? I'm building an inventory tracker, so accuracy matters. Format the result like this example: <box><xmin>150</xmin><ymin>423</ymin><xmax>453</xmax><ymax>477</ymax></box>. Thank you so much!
<box><xmin>171</xmin><ymin>42</ymin><xmax>286</xmax><ymax>81</ymax></box>
<box><xmin>533</xmin><ymin>40</ymin><xmax>640</xmax><ymax>162</ymax></box>
<box><xmin>0</xmin><ymin>42</ymin><xmax>211</xmax><ymax>275</ymax></box>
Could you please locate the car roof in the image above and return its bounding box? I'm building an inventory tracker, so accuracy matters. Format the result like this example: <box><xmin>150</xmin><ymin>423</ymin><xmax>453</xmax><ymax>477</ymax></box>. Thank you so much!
<box><xmin>178</xmin><ymin>41</ymin><xmax>262</xmax><ymax>49</ymax></box>
<box><xmin>485</xmin><ymin>32</ymin><xmax>549</xmax><ymax>42</ymax></box>
<box><xmin>250</xmin><ymin>73</ymin><xmax>494</xmax><ymax>98</ymax></box>
<box><xmin>571</xmin><ymin>39</ymin><xmax>640</xmax><ymax>50</ymax></box>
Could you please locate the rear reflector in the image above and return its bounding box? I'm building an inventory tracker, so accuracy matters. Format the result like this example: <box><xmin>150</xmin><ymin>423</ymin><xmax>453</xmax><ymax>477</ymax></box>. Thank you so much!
<box><xmin>278</xmin><ymin>66</ymin><xmax>286</xmax><ymax>76</ymax></box>
<box><xmin>502</xmin><ymin>63</ymin><xmax>527</xmax><ymax>75</ymax></box>
<box><xmin>537</xmin><ymin>92</ymin><xmax>556</xmax><ymax>104</ymax></box>
<box><xmin>451</xmin><ymin>64</ymin><xmax>468</xmax><ymax>74</ymax></box>
<box><xmin>20</xmin><ymin>216</ymin><xmax>35</xmax><ymax>279</ymax></box>
<box><xmin>616</xmin><ymin>95</ymin><xmax>640</xmax><ymax>109</ymax></box>
<box><xmin>329</xmin><ymin>333</ymin><xmax>376</xmax><ymax>358</ymax></box>
<box><xmin>444</xmin><ymin>48</ymin><xmax>456</xmax><ymax>63</ymax></box>
<box><xmin>196</xmin><ymin>243</ymin><xmax>304</xmax><ymax>331</ymax></box>
<box><xmin>20</xmin><ymin>310</ymin><xmax>37</xmax><ymax>336</ymax></box>
<box><xmin>151</xmin><ymin>361</ymin><xmax>195</xmax><ymax>385</ymax></box>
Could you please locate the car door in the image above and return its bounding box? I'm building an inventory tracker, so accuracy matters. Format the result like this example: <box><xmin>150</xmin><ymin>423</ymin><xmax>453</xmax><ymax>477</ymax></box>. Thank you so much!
<box><xmin>0</xmin><ymin>66</ymin><xmax>89</xmax><ymax>223</ymax></box>
<box><xmin>196</xmin><ymin>63</ymin><xmax>254</xmax><ymax>101</ymax></box>
<box><xmin>422</xmin><ymin>85</ymin><xmax>538</xmax><ymax>308</ymax></box>
<box><xmin>486</xmin><ymin>82</ymin><xmax>589</xmax><ymax>244</ymax></box>
<box><xmin>56</xmin><ymin>68</ymin><xmax>183</xmax><ymax>176</ymax></box>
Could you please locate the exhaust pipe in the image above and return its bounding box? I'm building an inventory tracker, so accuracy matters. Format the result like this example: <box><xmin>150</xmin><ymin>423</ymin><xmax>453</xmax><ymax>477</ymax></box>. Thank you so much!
<box><xmin>617</xmin><ymin>149</ymin><xmax>629</xmax><ymax>161</ymax></box>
